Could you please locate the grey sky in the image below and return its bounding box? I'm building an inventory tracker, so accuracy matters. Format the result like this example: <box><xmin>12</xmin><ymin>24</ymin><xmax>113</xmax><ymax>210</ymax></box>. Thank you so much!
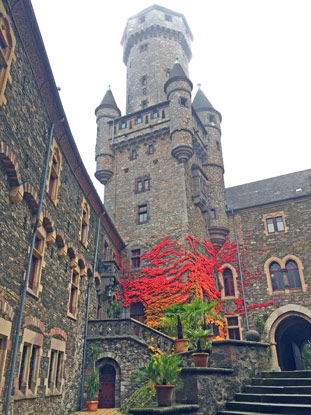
<box><xmin>31</xmin><ymin>0</ymin><xmax>311</xmax><ymax>198</ymax></box>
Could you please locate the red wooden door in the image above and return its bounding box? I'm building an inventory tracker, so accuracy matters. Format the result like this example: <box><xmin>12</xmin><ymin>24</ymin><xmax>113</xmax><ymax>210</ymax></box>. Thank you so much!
<box><xmin>98</xmin><ymin>365</ymin><xmax>115</xmax><ymax>408</ymax></box>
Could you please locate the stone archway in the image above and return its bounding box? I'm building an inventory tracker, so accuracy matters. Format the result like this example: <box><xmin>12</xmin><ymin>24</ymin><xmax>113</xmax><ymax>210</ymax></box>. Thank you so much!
<box><xmin>97</xmin><ymin>358</ymin><xmax>120</xmax><ymax>408</ymax></box>
<box><xmin>264</xmin><ymin>304</ymin><xmax>311</xmax><ymax>371</ymax></box>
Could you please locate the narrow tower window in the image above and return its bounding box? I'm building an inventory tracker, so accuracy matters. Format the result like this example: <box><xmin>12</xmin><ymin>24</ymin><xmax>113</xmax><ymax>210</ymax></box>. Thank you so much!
<box><xmin>138</xmin><ymin>205</ymin><xmax>148</xmax><ymax>224</ymax></box>
<box><xmin>131</xmin><ymin>249</ymin><xmax>141</xmax><ymax>268</ymax></box>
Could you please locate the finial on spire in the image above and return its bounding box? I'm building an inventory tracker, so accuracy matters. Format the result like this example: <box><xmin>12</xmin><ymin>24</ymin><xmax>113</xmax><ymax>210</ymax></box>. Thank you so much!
<box><xmin>108</xmin><ymin>85</ymin><xmax>111</xmax><ymax>90</ymax></box>
<box><xmin>197</xmin><ymin>83</ymin><xmax>201</xmax><ymax>89</ymax></box>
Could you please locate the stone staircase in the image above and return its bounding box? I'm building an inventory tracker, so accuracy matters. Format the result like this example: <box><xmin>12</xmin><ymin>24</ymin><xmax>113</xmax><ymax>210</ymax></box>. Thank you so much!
<box><xmin>218</xmin><ymin>370</ymin><xmax>311</xmax><ymax>415</ymax></box>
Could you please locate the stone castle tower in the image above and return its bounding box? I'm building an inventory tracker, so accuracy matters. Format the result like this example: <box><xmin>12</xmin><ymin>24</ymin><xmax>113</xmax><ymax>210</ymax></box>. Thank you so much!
<box><xmin>95</xmin><ymin>5</ymin><xmax>229</xmax><ymax>257</ymax></box>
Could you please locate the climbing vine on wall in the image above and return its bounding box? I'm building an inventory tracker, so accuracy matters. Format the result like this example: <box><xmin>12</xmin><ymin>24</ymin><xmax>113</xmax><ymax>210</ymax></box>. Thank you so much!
<box><xmin>115</xmin><ymin>235</ymin><xmax>281</xmax><ymax>333</ymax></box>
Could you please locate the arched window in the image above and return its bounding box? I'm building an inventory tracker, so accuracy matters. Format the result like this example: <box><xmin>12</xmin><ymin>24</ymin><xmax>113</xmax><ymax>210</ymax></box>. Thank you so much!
<box><xmin>223</xmin><ymin>268</ymin><xmax>235</xmax><ymax>297</ymax></box>
<box><xmin>270</xmin><ymin>262</ymin><xmax>284</xmax><ymax>291</ymax></box>
<box><xmin>286</xmin><ymin>260</ymin><xmax>302</xmax><ymax>290</ymax></box>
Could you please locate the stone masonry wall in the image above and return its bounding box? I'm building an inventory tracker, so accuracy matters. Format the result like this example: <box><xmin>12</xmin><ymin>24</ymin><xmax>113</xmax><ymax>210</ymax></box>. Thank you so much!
<box><xmin>226</xmin><ymin>197</ymin><xmax>311</xmax><ymax>334</ymax></box>
<box><xmin>0</xmin><ymin>1</ymin><xmax>122</xmax><ymax>414</ymax></box>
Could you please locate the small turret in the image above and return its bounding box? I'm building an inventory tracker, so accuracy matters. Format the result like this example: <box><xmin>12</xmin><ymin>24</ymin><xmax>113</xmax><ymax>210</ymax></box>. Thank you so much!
<box><xmin>193</xmin><ymin>86</ymin><xmax>229</xmax><ymax>249</ymax></box>
<box><xmin>165</xmin><ymin>60</ymin><xmax>193</xmax><ymax>163</ymax></box>
<box><xmin>95</xmin><ymin>88</ymin><xmax>121</xmax><ymax>185</ymax></box>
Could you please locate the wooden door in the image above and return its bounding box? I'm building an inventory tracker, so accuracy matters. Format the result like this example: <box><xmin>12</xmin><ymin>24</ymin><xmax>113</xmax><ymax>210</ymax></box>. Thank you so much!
<box><xmin>98</xmin><ymin>365</ymin><xmax>115</xmax><ymax>408</ymax></box>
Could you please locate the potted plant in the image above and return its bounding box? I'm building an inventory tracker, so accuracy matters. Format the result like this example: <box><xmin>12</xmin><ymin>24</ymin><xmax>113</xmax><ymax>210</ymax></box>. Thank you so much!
<box><xmin>186</xmin><ymin>327</ymin><xmax>212</xmax><ymax>367</ymax></box>
<box><xmin>161</xmin><ymin>303</ymin><xmax>189</xmax><ymax>353</ymax></box>
<box><xmin>85</xmin><ymin>344</ymin><xmax>100</xmax><ymax>411</ymax></box>
<box><xmin>135</xmin><ymin>353</ymin><xmax>182</xmax><ymax>406</ymax></box>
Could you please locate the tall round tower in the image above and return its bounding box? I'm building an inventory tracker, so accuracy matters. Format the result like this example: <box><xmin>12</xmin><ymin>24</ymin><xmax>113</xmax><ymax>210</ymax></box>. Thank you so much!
<box><xmin>193</xmin><ymin>87</ymin><xmax>229</xmax><ymax>248</ymax></box>
<box><xmin>121</xmin><ymin>5</ymin><xmax>193</xmax><ymax>114</ymax></box>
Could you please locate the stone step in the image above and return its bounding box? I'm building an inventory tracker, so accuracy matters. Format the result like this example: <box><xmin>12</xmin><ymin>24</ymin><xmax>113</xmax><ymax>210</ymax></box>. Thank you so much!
<box><xmin>235</xmin><ymin>393</ymin><xmax>311</xmax><ymax>404</ymax></box>
<box><xmin>261</xmin><ymin>371</ymin><xmax>311</xmax><ymax>378</ymax></box>
<box><xmin>129</xmin><ymin>404</ymin><xmax>199</xmax><ymax>415</ymax></box>
<box><xmin>244</xmin><ymin>385</ymin><xmax>311</xmax><ymax>394</ymax></box>
<box><xmin>218</xmin><ymin>412</ymin><xmax>289</xmax><ymax>415</ymax></box>
<box><xmin>251</xmin><ymin>377</ymin><xmax>311</xmax><ymax>386</ymax></box>
<box><xmin>226</xmin><ymin>401</ymin><xmax>311</xmax><ymax>414</ymax></box>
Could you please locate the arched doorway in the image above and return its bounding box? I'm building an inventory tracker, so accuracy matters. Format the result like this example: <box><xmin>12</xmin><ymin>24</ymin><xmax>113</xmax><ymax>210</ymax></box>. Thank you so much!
<box><xmin>98</xmin><ymin>364</ymin><xmax>116</xmax><ymax>408</ymax></box>
<box><xmin>275</xmin><ymin>315</ymin><xmax>311</xmax><ymax>370</ymax></box>
<box><xmin>265</xmin><ymin>305</ymin><xmax>311</xmax><ymax>371</ymax></box>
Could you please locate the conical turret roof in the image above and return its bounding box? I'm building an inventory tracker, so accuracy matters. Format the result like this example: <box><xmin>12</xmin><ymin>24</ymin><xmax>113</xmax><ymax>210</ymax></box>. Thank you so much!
<box><xmin>164</xmin><ymin>60</ymin><xmax>193</xmax><ymax>92</ymax></box>
<box><xmin>95</xmin><ymin>88</ymin><xmax>121</xmax><ymax>116</ymax></box>
<box><xmin>192</xmin><ymin>88</ymin><xmax>214</xmax><ymax>111</ymax></box>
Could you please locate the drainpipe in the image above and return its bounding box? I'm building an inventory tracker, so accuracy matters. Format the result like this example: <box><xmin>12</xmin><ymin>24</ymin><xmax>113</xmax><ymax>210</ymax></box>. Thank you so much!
<box><xmin>80</xmin><ymin>214</ymin><xmax>102</xmax><ymax>409</ymax></box>
<box><xmin>4</xmin><ymin>118</ymin><xmax>65</xmax><ymax>415</ymax></box>
<box><xmin>231</xmin><ymin>208</ymin><xmax>250</xmax><ymax>331</ymax></box>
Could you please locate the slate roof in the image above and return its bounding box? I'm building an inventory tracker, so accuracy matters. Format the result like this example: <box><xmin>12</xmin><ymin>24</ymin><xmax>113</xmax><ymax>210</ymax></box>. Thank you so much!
<box><xmin>193</xmin><ymin>88</ymin><xmax>214</xmax><ymax>111</ymax></box>
<box><xmin>99</xmin><ymin>89</ymin><xmax>120</xmax><ymax>112</ymax></box>
<box><xmin>226</xmin><ymin>169</ymin><xmax>311</xmax><ymax>211</ymax></box>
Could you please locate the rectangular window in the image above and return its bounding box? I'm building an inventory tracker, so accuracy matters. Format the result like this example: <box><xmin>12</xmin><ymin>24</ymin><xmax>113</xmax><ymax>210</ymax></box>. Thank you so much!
<box><xmin>48</xmin><ymin>350</ymin><xmax>64</xmax><ymax>390</ymax></box>
<box><xmin>141</xmin><ymin>76</ymin><xmax>147</xmax><ymax>86</ymax></box>
<box><xmin>152</xmin><ymin>109</ymin><xmax>158</xmax><ymax>119</ymax></box>
<box><xmin>18</xmin><ymin>329</ymin><xmax>43</xmax><ymax>397</ymax></box>
<box><xmin>131</xmin><ymin>249</ymin><xmax>141</xmax><ymax>268</ymax></box>
<box><xmin>148</xmin><ymin>144</ymin><xmax>154</xmax><ymax>154</ymax></box>
<box><xmin>47</xmin><ymin>140</ymin><xmax>62</xmax><ymax>204</ymax></box>
<box><xmin>210</xmin><ymin>209</ymin><xmax>216</xmax><ymax>219</ymax></box>
<box><xmin>136</xmin><ymin>115</ymin><xmax>142</xmax><ymax>124</ymax></box>
<box><xmin>28</xmin><ymin>228</ymin><xmax>46</xmax><ymax>295</ymax></box>
<box><xmin>141</xmin><ymin>100</ymin><xmax>147</xmax><ymax>108</ymax></box>
<box><xmin>227</xmin><ymin>316</ymin><xmax>241</xmax><ymax>340</ymax></box>
<box><xmin>144</xmin><ymin>178</ymin><xmax>150</xmax><ymax>191</ymax></box>
<box><xmin>266</xmin><ymin>216</ymin><xmax>285</xmax><ymax>234</ymax></box>
<box><xmin>138</xmin><ymin>205</ymin><xmax>148</xmax><ymax>224</ymax></box>
<box><xmin>180</xmin><ymin>97</ymin><xmax>187</xmax><ymax>107</ymax></box>
<box><xmin>131</xmin><ymin>149</ymin><xmax>137</xmax><ymax>160</ymax></box>
<box><xmin>80</xmin><ymin>199</ymin><xmax>90</xmax><ymax>246</ymax></box>
<box><xmin>165</xmin><ymin>14</ymin><xmax>172</xmax><ymax>21</ymax></box>
<box><xmin>68</xmin><ymin>268</ymin><xmax>80</xmax><ymax>317</ymax></box>
<box><xmin>137</xmin><ymin>179</ymin><xmax>143</xmax><ymax>192</ymax></box>
<box><xmin>120</xmin><ymin>121</ymin><xmax>126</xmax><ymax>129</ymax></box>
<box><xmin>103</xmin><ymin>241</ymin><xmax>109</xmax><ymax>260</ymax></box>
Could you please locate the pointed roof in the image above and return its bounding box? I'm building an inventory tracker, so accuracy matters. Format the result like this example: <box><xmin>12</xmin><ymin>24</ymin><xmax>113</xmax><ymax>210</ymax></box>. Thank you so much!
<box><xmin>95</xmin><ymin>89</ymin><xmax>121</xmax><ymax>116</ymax></box>
<box><xmin>164</xmin><ymin>61</ymin><xmax>193</xmax><ymax>93</ymax></box>
<box><xmin>192</xmin><ymin>88</ymin><xmax>214</xmax><ymax>111</ymax></box>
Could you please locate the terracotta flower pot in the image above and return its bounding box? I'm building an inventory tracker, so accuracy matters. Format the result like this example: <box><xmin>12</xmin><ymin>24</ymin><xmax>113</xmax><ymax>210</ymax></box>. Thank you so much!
<box><xmin>192</xmin><ymin>352</ymin><xmax>209</xmax><ymax>367</ymax></box>
<box><xmin>174</xmin><ymin>338</ymin><xmax>189</xmax><ymax>353</ymax></box>
<box><xmin>86</xmin><ymin>400</ymin><xmax>99</xmax><ymax>411</ymax></box>
<box><xmin>155</xmin><ymin>384</ymin><xmax>175</xmax><ymax>406</ymax></box>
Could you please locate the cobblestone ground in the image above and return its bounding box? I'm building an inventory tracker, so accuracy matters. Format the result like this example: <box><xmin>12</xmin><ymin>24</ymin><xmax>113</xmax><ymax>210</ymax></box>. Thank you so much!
<box><xmin>71</xmin><ymin>409</ymin><xmax>121</xmax><ymax>415</ymax></box>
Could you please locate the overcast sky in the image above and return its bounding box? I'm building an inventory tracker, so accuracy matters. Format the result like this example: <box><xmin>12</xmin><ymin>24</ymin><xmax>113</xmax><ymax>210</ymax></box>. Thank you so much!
<box><xmin>31</xmin><ymin>0</ymin><xmax>311</xmax><ymax>198</ymax></box>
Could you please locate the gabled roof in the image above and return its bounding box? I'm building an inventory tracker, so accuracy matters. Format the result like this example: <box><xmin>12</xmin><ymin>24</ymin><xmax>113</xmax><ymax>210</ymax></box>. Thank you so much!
<box><xmin>226</xmin><ymin>169</ymin><xmax>311</xmax><ymax>211</ymax></box>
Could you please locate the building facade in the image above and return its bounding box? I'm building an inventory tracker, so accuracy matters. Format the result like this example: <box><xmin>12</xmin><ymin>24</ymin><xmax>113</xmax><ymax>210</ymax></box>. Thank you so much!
<box><xmin>0</xmin><ymin>1</ymin><xmax>124</xmax><ymax>414</ymax></box>
<box><xmin>95</xmin><ymin>5</ymin><xmax>311</xmax><ymax>373</ymax></box>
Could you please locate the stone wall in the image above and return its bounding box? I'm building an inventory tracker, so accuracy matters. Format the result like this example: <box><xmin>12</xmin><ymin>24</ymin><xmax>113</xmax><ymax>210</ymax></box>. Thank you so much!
<box><xmin>86</xmin><ymin>338</ymin><xmax>152</xmax><ymax>407</ymax></box>
<box><xmin>0</xmin><ymin>1</ymin><xmax>124</xmax><ymax>414</ymax></box>
<box><xmin>226</xmin><ymin>197</ymin><xmax>311</xmax><ymax>333</ymax></box>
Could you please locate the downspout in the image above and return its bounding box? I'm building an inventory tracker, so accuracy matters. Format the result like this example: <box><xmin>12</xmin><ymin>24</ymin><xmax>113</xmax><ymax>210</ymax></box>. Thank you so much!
<box><xmin>80</xmin><ymin>214</ymin><xmax>102</xmax><ymax>409</ymax></box>
<box><xmin>231</xmin><ymin>208</ymin><xmax>250</xmax><ymax>331</ymax></box>
<box><xmin>4</xmin><ymin>118</ymin><xmax>65</xmax><ymax>415</ymax></box>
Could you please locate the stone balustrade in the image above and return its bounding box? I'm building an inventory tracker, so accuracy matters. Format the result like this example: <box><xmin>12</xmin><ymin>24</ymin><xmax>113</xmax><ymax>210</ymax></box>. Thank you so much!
<box><xmin>87</xmin><ymin>318</ymin><xmax>174</xmax><ymax>353</ymax></box>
